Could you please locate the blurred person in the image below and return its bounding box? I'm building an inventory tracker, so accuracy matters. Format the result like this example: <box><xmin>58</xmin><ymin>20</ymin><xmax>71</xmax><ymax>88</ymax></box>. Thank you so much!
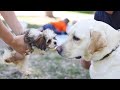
<box><xmin>41</xmin><ymin>18</ymin><xmax>70</xmax><ymax>35</ymax></box>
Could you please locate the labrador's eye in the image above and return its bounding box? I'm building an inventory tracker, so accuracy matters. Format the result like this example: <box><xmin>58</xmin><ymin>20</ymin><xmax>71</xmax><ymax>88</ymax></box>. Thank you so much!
<box><xmin>47</xmin><ymin>39</ymin><xmax>51</xmax><ymax>44</ymax></box>
<box><xmin>73</xmin><ymin>36</ymin><xmax>80</xmax><ymax>41</ymax></box>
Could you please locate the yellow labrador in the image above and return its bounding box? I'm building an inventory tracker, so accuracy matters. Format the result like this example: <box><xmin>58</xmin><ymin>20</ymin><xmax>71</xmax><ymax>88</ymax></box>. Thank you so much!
<box><xmin>57</xmin><ymin>19</ymin><xmax>120</xmax><ymax>79</ymax></box>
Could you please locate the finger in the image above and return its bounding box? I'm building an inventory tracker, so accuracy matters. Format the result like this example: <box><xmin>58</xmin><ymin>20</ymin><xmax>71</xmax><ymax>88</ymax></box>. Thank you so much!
<box><xmin>25</xmin><ymin>44</ymin><xmax>29</xmax><ymax>49</ymax></box>
<box><xmin>24</xmin><ymin>52</ymin><xmax>29</xmax><ymax>56</ymax></box>
<box><xmin>26</xmin><ymin>49</ymin><xmax>30</xmax><ymax>54</ymax></box>
<box><xmin>26</xmin><ymin>49</ymin><xmax>30</xmax><ymax>52</ymax></box>
<box><xmin>21</xmin><ymin>51</ymin><xmax>28</xmax><ymax>56</ymax></box>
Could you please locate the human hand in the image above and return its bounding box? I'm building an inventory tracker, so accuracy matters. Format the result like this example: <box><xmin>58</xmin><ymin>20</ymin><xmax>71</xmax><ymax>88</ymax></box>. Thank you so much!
<box><xmin>10</xmin><ymin>35</ymin><xmax>30</xmax><ymax>55</ymax></box>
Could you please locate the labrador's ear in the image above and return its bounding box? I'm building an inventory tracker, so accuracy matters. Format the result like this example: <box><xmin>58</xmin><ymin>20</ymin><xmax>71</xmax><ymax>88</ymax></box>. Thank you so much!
<box><xmin>88</xmin><ymin>31</ymin><xmax>107</xmax><ymax>54</ymax></box>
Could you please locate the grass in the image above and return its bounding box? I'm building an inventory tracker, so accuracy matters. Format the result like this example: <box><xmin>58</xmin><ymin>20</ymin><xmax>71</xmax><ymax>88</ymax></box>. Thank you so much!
<box><xmin>27</xmin><ymin>23</ymin><xmax>40</xmax><ymax>28</ymax></box>
<box><xmin>0</xmin><ymin>51</ymin><xmax>90</xmax><ymax>79</ymax></box>
<box><xmin>73</xmin><ymin>11</ymin><xmax>95</xmax><ymax>14</ymax></box>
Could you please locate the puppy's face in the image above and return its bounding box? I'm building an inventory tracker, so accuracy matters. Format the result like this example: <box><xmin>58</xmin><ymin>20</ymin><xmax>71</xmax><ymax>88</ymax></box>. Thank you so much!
<box><xmin>57</xmin><ymin>20</ymin><xmax>108</xmax><ymax>61</ymax></box>
<box><xmin>42</xmin><ymin>29</ymin><xmax>57</xmax><ymax>49</ymax></box>
<box><xmin>25</xmin><ymin>28</ymin><xmax>57</xmax><ymax>51</ymax></box>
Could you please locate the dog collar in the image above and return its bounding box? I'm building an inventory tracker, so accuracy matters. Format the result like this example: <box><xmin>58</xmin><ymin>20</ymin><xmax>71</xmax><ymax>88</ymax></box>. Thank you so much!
<box><xmin>99</xmin><ymin>41</ymin><xmax>120</xmax><ymax>61</ymax></box>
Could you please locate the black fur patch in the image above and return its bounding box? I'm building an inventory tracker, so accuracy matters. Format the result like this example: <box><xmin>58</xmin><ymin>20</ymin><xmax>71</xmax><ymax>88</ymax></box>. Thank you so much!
<box><xmin>24</xmin><ymin>30</ymin><xmax>47</xmax><ymax>51</ymax></box>
<box><xmin>8</xmin><ymin>47</ymin><xmax>14</xmax><ymax>51</ymax></box>
<box><xmin>0</xmin><ymin>50</ymin><xmax>4</xmax><ymax>55</ymax></box>
<box><xmin>24</xmin><ymin>30</ymin><xmax>34</xmax><ymax>52</ymax></box>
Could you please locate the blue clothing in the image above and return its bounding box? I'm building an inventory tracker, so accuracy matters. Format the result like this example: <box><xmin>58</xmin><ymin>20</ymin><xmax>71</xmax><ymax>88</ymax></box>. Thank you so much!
<box><xmin>42</xmin><ymin>24</ymin><xmax>67</xmax><ymax>35</ymax></box>
<box><xmin>94</xmin><ymin>11</ymin><xmax>120</xmax><ymax>30</ymax></box>
<box><xmin>43</xmin><ymin>24</ymin><xmax>55</xmax><ymax>31</ymax></box>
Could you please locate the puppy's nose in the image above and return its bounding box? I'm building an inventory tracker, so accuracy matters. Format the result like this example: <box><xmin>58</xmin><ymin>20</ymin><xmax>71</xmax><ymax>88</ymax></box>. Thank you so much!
<box><xmin>56</xmin><ymin>46</ymin><xmax>63</xmax><ymax>55</ymax></box>
<box><xmin>54</xmin><ymin>42</ymin><xmax>57</xmax><ymax>45</ymax></box>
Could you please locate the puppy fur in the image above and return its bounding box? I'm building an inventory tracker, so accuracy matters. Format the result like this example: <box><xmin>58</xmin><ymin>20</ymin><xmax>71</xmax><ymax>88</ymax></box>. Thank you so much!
<box><xmin>0</xmin><ymin>28</ymin><xmax>57</xmax><ymax>75</ymax></box>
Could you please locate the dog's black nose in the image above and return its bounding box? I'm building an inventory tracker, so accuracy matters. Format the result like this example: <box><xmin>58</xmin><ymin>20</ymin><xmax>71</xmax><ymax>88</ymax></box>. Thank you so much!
<box><xmin>56</xmin><ymin>46</ymin><xmax>63</xmax><ymax>55</ymax></box>
<box><xmin>54</xmin><ymin>42</ymin><xmax>57</xmax><ymax>45</ymax></box>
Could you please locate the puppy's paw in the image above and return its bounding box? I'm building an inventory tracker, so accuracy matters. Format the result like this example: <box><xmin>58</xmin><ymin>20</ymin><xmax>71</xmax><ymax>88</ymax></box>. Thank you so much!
<box><xmin>5</xmin><ymin>58</ymin><xmax>13</xmax><ymax>63</ymax></box>
<box><xmin>21</xmin><ymin>68</ymin><xmax>32</xmax><ymax>76</ymax></box>
<box><xmin>5</xmin><ymin>52</ymin><xmax>25</xmax><ymax>64</ymax></box>
<box><xmin>5</xmin><ymin>55</ymin><xmax>15</xmax><ymax>63</ymax></box>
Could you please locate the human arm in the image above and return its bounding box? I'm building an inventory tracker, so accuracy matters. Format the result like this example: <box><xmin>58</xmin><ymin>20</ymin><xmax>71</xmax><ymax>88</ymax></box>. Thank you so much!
<box><xmin>0</xmin><ymin>11</ymin><xmax>25</xmax><ymax>35</ymax></box>
<box><xmin>0</xmin><ymin>19</ymin><xmax>28</xmax><ymax>55</ymax></box>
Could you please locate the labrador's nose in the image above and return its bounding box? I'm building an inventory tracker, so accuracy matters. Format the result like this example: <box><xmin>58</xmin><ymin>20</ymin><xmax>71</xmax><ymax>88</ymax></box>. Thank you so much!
<box><xmin>56</xmin><ymin>46</ymin><xmax>63</xmax><ymax>55</ymax></box>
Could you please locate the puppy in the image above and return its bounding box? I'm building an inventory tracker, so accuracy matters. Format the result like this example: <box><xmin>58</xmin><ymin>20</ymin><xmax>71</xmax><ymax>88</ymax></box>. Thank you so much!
<box><xmin>0</xmin><ymin>28</ymin><xmax>57</xmax><ymax>75</ymax></box>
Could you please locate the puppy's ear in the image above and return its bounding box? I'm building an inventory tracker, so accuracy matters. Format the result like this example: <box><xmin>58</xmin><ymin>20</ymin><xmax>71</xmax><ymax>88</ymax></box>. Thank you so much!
<box><xmin>35</xmin><ymin>36</ymin><xmax>47</xmax><ymax>50</ymax></box>
<box><xmin>88</xmin><ymin>31</ymin><xmax>107</xmax><ymax>54</ymax></box>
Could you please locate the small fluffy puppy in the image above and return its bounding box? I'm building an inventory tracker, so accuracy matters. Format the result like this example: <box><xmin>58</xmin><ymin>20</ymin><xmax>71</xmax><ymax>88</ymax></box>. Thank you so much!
<box><xmin>0</xmin><ymin>28</ymin><xmax>57</xmax><ymax>75</ymax></box>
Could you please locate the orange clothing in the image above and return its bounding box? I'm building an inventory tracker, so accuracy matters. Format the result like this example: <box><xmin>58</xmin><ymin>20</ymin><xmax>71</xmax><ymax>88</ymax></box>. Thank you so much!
<box><xmin>50</xmin><ymin>21</ymin><xmax>67</xmax><ymax>32</ymax></box>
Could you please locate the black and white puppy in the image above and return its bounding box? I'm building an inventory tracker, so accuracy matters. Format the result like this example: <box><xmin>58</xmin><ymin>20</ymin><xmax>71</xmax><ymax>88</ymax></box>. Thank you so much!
<box><xmin>0</xmin><ymin>28</ymin><xmax>57</xmax><ymax>75</ymax></box>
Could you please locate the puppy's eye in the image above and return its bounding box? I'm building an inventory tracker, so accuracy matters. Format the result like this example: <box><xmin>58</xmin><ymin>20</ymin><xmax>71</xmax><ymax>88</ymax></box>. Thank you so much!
<box><xmin>53</xmin><ymin>37</ymin><xmax>56</xmax><ymax>40</ymax></box>
<box><xmin>47</xmin><ymin>39</ymin><xmax>51</xmax><ymax>44</ymax></box>
<box><xmin>73</xmin><ymin>36</ymin><xmax>80</xmax><ymax>41</ymax></box>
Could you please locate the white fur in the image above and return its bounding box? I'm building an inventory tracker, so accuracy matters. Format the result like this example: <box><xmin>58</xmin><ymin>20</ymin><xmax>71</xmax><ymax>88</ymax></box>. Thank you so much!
<box><xmin>28</xmin><ymin>28</ymin><xmax>43</xmax><ymax>40</ymax></box>
<box><xmin>43</xmin><ymin>29</ymin><xmax>57</xmax><ymax>49</ymax></box>
<box><xmin>59</xmin><ymin>19</ymin><xmax>120</xmax><ymax>79</ymax></box>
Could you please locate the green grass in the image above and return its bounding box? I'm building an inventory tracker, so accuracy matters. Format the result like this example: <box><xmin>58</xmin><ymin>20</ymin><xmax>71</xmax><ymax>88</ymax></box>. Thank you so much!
<box><xmin>27</xmin><ymin>23</ymin><xmax>40</xmax><ymax>28</ymax></box>
<box><xmin>71</xmin><ymin>11</ymin><xmax>95</xmax><ymax>14</ymax></box>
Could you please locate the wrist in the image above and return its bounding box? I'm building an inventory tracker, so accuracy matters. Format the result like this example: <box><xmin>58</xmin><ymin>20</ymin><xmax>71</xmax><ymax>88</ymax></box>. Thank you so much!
<box><xmin>14</xmin><ymin>28</ymin><xmax>25</xmax><ymax>35</ymax></box>
<box><xmin>9</xmin><ymin>36</ymin><xmax>16</xmax><ymax>47</ymax></box>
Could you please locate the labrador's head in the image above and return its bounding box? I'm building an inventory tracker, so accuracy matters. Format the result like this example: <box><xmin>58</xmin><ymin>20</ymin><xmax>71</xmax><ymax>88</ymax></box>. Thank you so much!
<box><xmin>56</xmin><ymin>20</ymin><xmax>112</xmax><ymax>61</ymax></box>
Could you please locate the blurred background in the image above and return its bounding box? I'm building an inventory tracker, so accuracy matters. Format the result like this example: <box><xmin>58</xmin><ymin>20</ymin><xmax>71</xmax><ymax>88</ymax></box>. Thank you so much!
<box><xmin>0</xmin><ymin>11</ymin><xmax>94</xmax><ymax>79</ymax></box>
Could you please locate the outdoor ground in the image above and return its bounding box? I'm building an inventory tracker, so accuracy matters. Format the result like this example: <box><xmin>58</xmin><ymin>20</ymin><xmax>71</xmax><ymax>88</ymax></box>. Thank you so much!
<box><xmin>0</xmin><ymin>51</ymin><xmax>90</xmax><ymax>79</ymax></box>
<box><xmin>0</xmin><ymin>11</ymin><xmax>93</xmax><ymax>79</ymax></box>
